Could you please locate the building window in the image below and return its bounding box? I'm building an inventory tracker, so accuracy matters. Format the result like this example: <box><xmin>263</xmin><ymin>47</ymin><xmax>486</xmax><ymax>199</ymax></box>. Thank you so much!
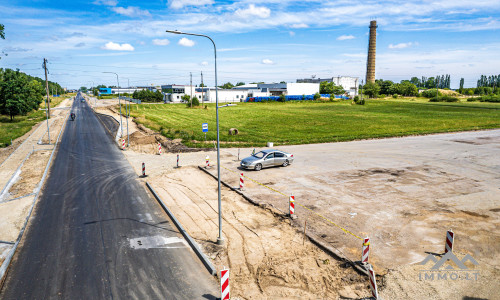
<box><xmin>236</xmin><ymin>95</ymin><xmax>239</xmax><ymax>98</ymax></box>
<box><xmin>177</xmin><ymin>95</ymin><xmax>179</xmax><ymax>99</ymax></box>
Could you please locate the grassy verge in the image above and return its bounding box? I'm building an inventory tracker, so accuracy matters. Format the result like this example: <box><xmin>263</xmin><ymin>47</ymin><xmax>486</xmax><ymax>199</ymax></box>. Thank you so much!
<box><xmin>128</xmin><ymin>100</ymin><xmax>500</xmax><ymax>148</ymax></box>
<box><xmin>0</xmin><ymin>95</ymin><xmax>71</xmax><ymax>147</ymax></box>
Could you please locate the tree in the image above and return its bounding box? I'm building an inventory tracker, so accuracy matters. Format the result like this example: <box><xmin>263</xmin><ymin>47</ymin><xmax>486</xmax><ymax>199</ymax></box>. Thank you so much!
<box><xmin>0</xmin><ymin>24</ymin><xmax>4</xmax><ymax>39</ymax></box>
<box><xmin>320</xmin><ymin>81</ymin><xmax>345</xmax><ymax>95</ymax></box>
<box><xmin>80</xmin><ymin>86</ymin><xmax>88</xmax><ymax>93</ymax></box>
<box><xmin>236</xmin><ymin>82</ymin><xmax>245</xmax><ymax>86</ymax></box>
<box><xmin>459</xmin><ymin>78</ymin><xmax>465</xmax><ymax>94</ymax></box>
<box><xmin>378</xmin><ymin>80</ymin><xmax>394</xmax><ymax>95</ymax></box>
<box><xmin>220</xmin><ymin>82</ymin><xmax>234</xmax><ymax>89</ymax></box>
<box><xmin>0</xmin><ymin>69</ymin><xmax>44</xmax><ymax>120</ymax></box>
<box><xmin>362</xmin><ymin>82</ymin><xmax>380</xmax><ymax>98</ymax></box>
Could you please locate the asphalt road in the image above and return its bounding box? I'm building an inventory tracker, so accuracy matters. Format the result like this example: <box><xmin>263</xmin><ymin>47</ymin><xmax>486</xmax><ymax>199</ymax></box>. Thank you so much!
<box><xmin>0</xmin><ymin>93</ymin><xmax>218</xmax><ymax>299</ymax></box>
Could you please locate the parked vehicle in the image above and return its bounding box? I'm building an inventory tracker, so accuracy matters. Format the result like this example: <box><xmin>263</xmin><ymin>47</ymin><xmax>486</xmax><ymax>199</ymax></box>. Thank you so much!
<box><xmin>240</xmin><ymin>149</ymin><xmax>294</xmax><ymax>171</ymax></box>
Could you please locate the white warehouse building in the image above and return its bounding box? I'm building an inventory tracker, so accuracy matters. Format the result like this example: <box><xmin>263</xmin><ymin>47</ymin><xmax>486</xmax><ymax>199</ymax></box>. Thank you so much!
<box><xmin>297</xmin><ymin>76</ymin><xmax>359</xmax><ymax>96</ymax></box>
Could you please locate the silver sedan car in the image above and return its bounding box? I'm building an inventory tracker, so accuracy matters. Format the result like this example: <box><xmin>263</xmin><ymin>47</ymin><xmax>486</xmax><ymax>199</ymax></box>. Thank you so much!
<box><xmin>240</xmin><ymin>149</ymin><xmax>294</xmax><ymax>171</ymax></box>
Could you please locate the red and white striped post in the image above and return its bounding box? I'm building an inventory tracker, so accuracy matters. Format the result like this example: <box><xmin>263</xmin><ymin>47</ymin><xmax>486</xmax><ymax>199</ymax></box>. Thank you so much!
<box><xmin>368</xmin><ymin>264</ymin><xmax>379</xmax><ymax>299</ymax></box>
<box><xmin>176</xmin><ymin>154</ymin><xmax>179</xmax><ymax>168</ymax></box>
<box><xmin>158</xmin><ymin>142</ymin><xmax>162</xmax><ymax>155</ymax></box>
<box><xmin>220</xmin><ymin>268</ymin><xmax>230</xmax><ymax>300</ymax></box>
<box><xmin>289</xmin><ymin>194</ymin><xmax>295</xmax><ymax>218</ymax></box>
<box><xmin>206</xmin><ymin>155</ymin><xmax>210</xmax><ymax>168</ymax></box>
<box><xmin>445</xmin><ymin>229</ymin><xmax>454</xmax><ymax>254</ymax></box>
<box><xmin>121</xmin><ymin>139</ymin><xmax>126</xmax><ymax>150</ymax></box>
<box><xmin>142</xmin><ymin>162</ymin><xmax>145</xmax><ymax>177</ymax></box>
<box><xmin>239</xmin><ymin>173</ymin><xmax>244</xmax><ymax>190</ymax></box>
<box><xmin>362</xmin><ymin>237</ymin><xmax>370</xmax><ymax>264</ymax></box>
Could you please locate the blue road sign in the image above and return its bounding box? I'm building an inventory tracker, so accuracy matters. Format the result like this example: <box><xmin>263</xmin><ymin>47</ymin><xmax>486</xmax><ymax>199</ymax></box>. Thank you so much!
<box><xmin>202</xmin><ymin>123</ymin><xmax>208</xmax><ymax>133</ymax></box>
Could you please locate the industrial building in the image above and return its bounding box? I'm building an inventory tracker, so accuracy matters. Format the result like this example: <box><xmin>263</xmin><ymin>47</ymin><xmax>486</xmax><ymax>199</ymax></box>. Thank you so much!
<box><xmin>99</xmin><ymin>86</ymin><xmax>158</xmax><ymax>95</ymax></box>
<box><xmin>296</xmin><ymin>76</ymin><xmax>359</xmax><ymax>96</ymax></box>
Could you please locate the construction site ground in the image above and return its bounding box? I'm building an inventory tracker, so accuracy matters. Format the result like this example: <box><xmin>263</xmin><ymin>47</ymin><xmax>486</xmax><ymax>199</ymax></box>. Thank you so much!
<box><xmin>109</xmin><ymin>98</ymin><xmax>499</xmax><ymax>299</ymax></box>
<box><xmin>1</xmin><ymin>97</ymin><xmax>499</xmax><ymax>299</ymax></box>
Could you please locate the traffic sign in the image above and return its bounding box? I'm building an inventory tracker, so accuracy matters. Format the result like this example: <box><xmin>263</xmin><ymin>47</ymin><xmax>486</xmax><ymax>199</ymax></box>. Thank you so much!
<box><xmin>202</xmin><ymin>123</ymin><xmax>208</xmax><ymax>132</ymax></box>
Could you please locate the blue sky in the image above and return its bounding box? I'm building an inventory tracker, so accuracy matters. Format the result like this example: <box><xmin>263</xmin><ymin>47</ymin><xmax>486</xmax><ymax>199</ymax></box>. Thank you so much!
<box><xmin>1</xmin><ymin>0</ymin><xmax>499</xmax><ymax>89</ymax></box>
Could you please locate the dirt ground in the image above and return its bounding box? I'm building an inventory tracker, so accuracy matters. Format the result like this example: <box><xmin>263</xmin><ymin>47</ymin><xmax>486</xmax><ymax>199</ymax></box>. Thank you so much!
<box><xmin>120</xmin><ymin>115</ymin><xmax>500</xmax><ymax>299</ymax></box>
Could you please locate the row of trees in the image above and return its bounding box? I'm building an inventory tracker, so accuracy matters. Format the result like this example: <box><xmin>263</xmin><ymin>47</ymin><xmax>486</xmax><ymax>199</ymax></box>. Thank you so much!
<box><xmin>132</xmin><ymin>89</ymin><xmax>163</xmax><ymax>102</ymax></box>
<box><xmin>0</xmin><ymin>68</ymin><xmax>47</xmax><ymax>120</ymax></box>
<box><xmin>476</xmin><ymin>75</ymin><xmax>500</xmax><ymax>88</ymax></box>
<box><xmin>407</xmin><ymin>75</ymin><xmax>451</xmax><ymax>89</ymax></box>
<box><xmin>319</xmin><ymin>81</ymin><xmax>345</xmax><ymax>95</ymax></box>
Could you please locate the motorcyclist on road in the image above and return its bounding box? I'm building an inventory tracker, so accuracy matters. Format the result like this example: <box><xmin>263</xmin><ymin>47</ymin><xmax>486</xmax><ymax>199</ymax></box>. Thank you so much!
<box><xmin>70</xmin><ymin>112</ymin><xmax>76</xmax><ymax>120</ymax></box>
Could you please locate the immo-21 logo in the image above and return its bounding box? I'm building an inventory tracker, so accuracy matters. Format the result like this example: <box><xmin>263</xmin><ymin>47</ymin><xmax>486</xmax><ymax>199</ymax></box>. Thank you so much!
<box><xmin>419</xmin><ymin>251</ymin><xmax>479</xmax><ymax>281</ymax></box>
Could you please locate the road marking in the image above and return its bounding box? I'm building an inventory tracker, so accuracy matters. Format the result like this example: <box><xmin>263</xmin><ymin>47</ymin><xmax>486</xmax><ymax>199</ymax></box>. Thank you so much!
<box><xmin>129</xmin><ymin>236</ymin><xmax>188</xmax><ymax>249</ymax></box>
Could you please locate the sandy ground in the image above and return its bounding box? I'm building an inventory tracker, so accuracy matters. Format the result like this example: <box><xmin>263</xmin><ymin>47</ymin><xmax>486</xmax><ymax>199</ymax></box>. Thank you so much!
<box><xmin>0</xmin><ymin>97</ymin><xmax>72</xmax><ymax>267</ymax></box>
<box><xmin>120</xmin><ymin>118</ymin><xmax>500</xmax><ymax>299</ymax></box>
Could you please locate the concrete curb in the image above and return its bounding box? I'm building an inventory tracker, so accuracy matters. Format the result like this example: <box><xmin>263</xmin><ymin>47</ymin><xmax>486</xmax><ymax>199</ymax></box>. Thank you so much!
<box><xmin>197</xmin><ymin>166</ymin><xmax>370</xmax><ymax>277</ymax></box>
<box><xmin>0</xmin><ymin>109</ymin><xmax>70</xmax><ymax>287</ymax></box>
<box><xmin>145</xmin><ymin>182</ymin><xmax>217</xmax><ymax>276</ymax></box>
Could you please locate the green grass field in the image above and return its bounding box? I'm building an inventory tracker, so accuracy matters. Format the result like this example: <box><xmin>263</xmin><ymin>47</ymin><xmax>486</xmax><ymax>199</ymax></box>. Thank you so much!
<box><xmin>128</xmin><ymin>100</ymin><xmax>500</xmax><ymax>148</ymax></box>
<box><xmin>0</xmin><ymin>95</ymin><xmax>70</xmax><ymax>147</ymax></box>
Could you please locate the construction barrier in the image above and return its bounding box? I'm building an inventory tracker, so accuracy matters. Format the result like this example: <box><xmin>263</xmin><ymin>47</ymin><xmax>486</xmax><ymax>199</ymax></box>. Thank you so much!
<box><xmin>368</xmin><ymin>264</ymin><xmax>379</xmax><ymax>299</ymax></box>
<box><xmin>289</xmin><ymin>194</ymin><xmax>295</xmax><ymax>217</ymax></box>
<box><xmin>158</xmin><ymin>142</ymin><xmax>162</xmax><ymax>155</ymax></box>
<box><xmin>142</xmin><ymin>162</ymin><xmax>145</xmax><ymax>177</ymax></box>
<box><xmin>239</xmin><ymin>173</ymin><xmax>244</xmax><ymax>190</ymax></box>
<box><xmin>362</xmin><ymin>237</ymin><xmax>370</xmax><ymax>264</ymax></box>
<box><xmin>206</xmin><ymin>155</ymin><xmax>210</xmax><ymax>168</ymax></box>
<box><xmin>121</xmin><ymin>139</ymin><xmax>125</xmax><ymax>150</ymax></box>
<box><xmin>176</xmin><ymin>154</ymin><xmax>179</xmax><ymax>168</ymax></box>
<box><xmin>445</xmin><ymin>229</ymin><xmax>454</xmax><ymax>254</ymax></box>
<box><xmin>220</xmin><ymin>268</ymin><xmax>230</xmax><ymax>300</ymax></box>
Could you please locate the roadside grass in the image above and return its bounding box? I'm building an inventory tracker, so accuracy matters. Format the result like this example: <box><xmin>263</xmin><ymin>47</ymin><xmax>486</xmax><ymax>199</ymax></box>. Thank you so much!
<box><xmin>0</xmin><ymin>95</ymin><xmax>70</xmax><ymax>148</ymax></box>
<box><xmin>128</xmin><ymin>100</ymin><xmax>500</xmax><ymax>148</ymax></box>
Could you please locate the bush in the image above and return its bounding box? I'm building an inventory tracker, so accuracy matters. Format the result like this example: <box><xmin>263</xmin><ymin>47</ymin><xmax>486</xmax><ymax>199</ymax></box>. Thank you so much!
<box><xmin>329</xmin><ymin>94</ymin><xmax>336</xmax><ymax>101</ymax></box>
<box><xmin>472</xmin><ymin>95</ymin><xmax>500</xmax><ymax>103</ymax></box>
<box><xmin>429</xmin><ymin>95</ymin><xmax>459</xmax><ymax>102</ymax></box>
<box><xmin>313</xmin><ymin>93</ymin><xmax>321</xmax><ymax>100</ymax></box>
<box><xmin>392</xmin><ymin>94</ymin><xmax>398</xmax><ymax>98</ymax></box>
<box><xmin>353</xmin><ymin>96</ymin><xmax>359</xmax><ymax>102</ymax></box>
<box><xmin>421</xmin><ymin>89</ymin><xmax>441</xmax><ymax>98</ymax></box>
<box><xmin>277</xmin><ymin>94</ymin><xmax>286</xmax><ymax>102</ymax></box>
<box><xmin>356</xmin><ymin>99</ymin><xmax>365</xmax><ymax>105</ymax></box>
<box><xmin>186</xmin><ymin>96</ymin><xmax>200</xmax><ymax>107</ymax></box>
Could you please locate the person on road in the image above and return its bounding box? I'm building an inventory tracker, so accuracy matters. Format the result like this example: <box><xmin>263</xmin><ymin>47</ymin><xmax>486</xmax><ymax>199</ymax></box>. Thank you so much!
<box><xmin>70</xmin><ymin>112</ymin><xmax>76</xmax><ymax>121</ymax></box>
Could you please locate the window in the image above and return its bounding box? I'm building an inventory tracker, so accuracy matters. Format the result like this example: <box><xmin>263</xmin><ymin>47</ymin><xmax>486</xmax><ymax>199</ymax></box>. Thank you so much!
<box><xmin>275</xmin><ymin>152</ymin><xmax>285</xmax><ymax>158</ymax></box>
<box><xmin>266</xmin><ymin>153</ymin><xmax>274</xmax><ymax>159</ymax></box>
<box><xmin>177</xmin><ymin>95</ymin><xmax>179</xmax><ymax>99</ymax></box>
<box><xmin>252</xmin><ymin>151</ymin><xmax>265</xmax><ymax>159</ymax></box>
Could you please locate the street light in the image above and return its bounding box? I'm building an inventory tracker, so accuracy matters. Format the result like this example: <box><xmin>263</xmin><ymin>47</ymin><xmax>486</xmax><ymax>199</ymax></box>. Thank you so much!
<box><xmin>102</xmin><ymin>72</ymin><xmax>126</xmax><ymax>144</ymax></box>
<box><xmin>166</xmin><ymin>29</ymin><xmax>224</xmax><ymax>245</ymax></box>
<box><xmin>122</xmin><ymin>77</ymin><xmax>132</xmax><ymax>146</ymax></box>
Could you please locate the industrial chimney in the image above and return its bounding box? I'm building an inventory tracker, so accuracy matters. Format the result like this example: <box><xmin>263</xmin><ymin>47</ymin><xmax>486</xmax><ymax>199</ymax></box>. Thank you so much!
<box><xmin>366</xmin><ymin>20</ymin><xmax>377</xmax><ymax>84</ymax></box>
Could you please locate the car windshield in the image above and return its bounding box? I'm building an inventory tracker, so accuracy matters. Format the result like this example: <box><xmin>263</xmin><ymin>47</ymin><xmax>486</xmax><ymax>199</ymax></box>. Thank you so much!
<box><xmin>252</xmin><ymin>151</ymin><xmax>266</xmax><ymax>159</ymax></box>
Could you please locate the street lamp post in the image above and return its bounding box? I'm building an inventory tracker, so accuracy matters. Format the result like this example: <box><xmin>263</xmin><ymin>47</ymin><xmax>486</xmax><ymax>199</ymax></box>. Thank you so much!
<box><xmin>122</xmin><ymin>77</ymin><xmax>132</xmax><ymax>146</ymax></box>
<box><xmin>102</xmin><ymin>72</ymin><xmax>124</xmax><ymax>141</ymax></box>
<box><xmin>166</xmin><ymin>29</ymin><xmax>224</xmax><ymax>245</ymax></box>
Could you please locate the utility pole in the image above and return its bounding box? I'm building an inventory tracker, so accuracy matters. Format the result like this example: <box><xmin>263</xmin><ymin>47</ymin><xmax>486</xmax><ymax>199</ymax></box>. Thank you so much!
<box><xmin>201</xmin><ymin>71</ymin><xmax>204</xmax><ymax>104</ymax></box>
<box><xmin>190</xmin><ymin>72</ymin><xmax>193</xmax><ymax>108</ymax></box>
<box><xmin>43</xmin><ymin>58</ymin><xmax>51</xmax><ymax>144</ymax></box>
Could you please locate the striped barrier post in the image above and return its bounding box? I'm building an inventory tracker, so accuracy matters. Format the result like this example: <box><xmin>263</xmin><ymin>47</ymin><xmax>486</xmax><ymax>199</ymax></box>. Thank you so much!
<box><xmin>239</xmin><ymin>173</ymin><xmax>244</xmax><ymax>190</ymax></box>
<box><xmin>158</xmin><ymin>142</ymin><xmax>162</xmax><ymax>155</ymax></box>
<box><xmin>289</xmin><ymin>194</ymin><xmax>295</xmax><ymax>218</ymax></box>
<box><xmin>122</xmin><ymin>139</ymin><xmax>126</xmax><ymax>150</ymax></box>
<box><xmin>362</xmin><ymin>237</ymin><xmax>370</xmax><ymax>264</ymax></box>
<box><xmin>220</xmin><ymin>269</ymin><xmax>230</xmax><ymax>300</ymax></box>
<box><xmin>142</xmin><ymin>162</ymin><xmax>145</xmax><ymax>177</ymax></box>
<box><xmin>368</xmin><ymin>264</ymin><xmax>379</xmax><ymax>299</ymax></box>
<box><xmin>177</xmin><ymin>154</ymin><xmax>179</xmax><ymax>168</ymax></box>
<box><xmin>445</xmin><ymin>229</ymin><xmax>454</xmax><ymax>254</ymax></box>
<box><xmin>206</xmin><ymin>155</ymin><xmax>210</xmax><ymax>168</ymax></box>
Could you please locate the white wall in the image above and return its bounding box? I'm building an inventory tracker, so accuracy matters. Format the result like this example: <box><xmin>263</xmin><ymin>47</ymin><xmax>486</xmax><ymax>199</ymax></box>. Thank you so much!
<box><xmin>286</xmin><ymin>83</ymin><xmax>319</xmax><ymax>95</ymax></box>
<box><xmin>205</xmin><ymin>89</ymin><xmax>248</xmax><ymax>103</ymax></box>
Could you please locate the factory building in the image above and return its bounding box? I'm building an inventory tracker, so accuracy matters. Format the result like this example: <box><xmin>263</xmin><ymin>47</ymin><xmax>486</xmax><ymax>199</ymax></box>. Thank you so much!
<box><xmin>296</xmin><ymin>76</ymin><xmax>359</xmax><ymax>96</ymax></box>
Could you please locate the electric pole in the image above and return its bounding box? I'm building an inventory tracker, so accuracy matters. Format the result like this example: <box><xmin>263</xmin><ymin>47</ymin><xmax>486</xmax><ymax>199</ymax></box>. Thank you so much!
<box><xmin>201</xmin><ymin>71</ymin><xmax>204</xmax><ymax>104</ymax></box>
<box><xmin>190</xmin><ymin>72</ymin><xmax>193</xmax><ymax>108</ymax></box>
<box><xmin>43</xmin><ymin>58</ymin><xmax>51</xmax><ymax>144</ymax></box>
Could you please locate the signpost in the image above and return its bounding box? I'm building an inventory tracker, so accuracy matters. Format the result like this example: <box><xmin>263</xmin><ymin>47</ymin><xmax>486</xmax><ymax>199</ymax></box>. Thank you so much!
<box><xmin>202</xmin><ymin>123</ymin><xmax>208</xmax><ymax>141</ymax></box>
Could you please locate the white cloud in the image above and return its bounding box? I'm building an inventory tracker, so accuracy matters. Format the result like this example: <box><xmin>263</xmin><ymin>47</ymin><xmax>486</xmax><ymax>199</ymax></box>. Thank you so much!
<box><xmin>178</xmin><ymin>37</ymin><xmax>195</xmax><ymax>47</ymax></box>
<box><xmin>93</xmin><ymin>0</ymin><xmax>117</xmax><ymax>6</ymax></box>
<box><xmin>290</xmin><ymin>23</ymin><xmax>308</xmax><ymax>29</ymax></box>
<box><xmin>111</xmin><ymin>6</ymin><xmax>151</xmax><ymax>17</ymax></box>
<box><xmin>235</xmin><ymin>4</ymin><xmax>271</xmax><ymax>19</ymax></box>
<box><xmin>102</xmin><ymin>41</ymin><xmax>135</xmax><ymax>51</ymax></box>
<box><xmin>153</xmin><ymin>39</ymin><xmax>170</xmax><ymax>46</ymax></box>
<box><xmin>261</xmin><ymin>59</ymin><xmax>274</xmax><ymax>65</ymax></box>
<box><xmin>337</xmin><ymin>35</ymin><xmax>355</xmax><ymax>40</ymax></box>
<box><xmin>169</xmin><ymin>0</ymin><xmax>213</xmax><ymax>9</ymax></box>
<box><xmin>200</xmin><ymin>61</ymin><xmax>209</xmax><ymax>66</ymax></box>
<box><xmin>289</xmin><ymin>31</ymin><xmax>295</xmax><ymax>37</ymax></box>
<box><xmin>388</xmin><ymin>42</ymin><xmax>418</xmax><ymax>49</ymax></box>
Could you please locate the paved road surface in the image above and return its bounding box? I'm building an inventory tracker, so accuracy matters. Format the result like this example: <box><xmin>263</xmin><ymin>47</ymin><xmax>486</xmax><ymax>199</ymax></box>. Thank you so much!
<box><xmin>0</xmin><ymin>93</ymin><xmax>218</xmax><ymax>299</ymax></box>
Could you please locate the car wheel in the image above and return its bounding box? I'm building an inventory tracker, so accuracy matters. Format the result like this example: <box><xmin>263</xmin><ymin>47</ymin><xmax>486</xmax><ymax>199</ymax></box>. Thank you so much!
<box><xmin>255</xmin><ymin>163</ymin><xmax>262</xmax><ymax>171</ymax></box>
<box><xmin>282</xmin><ymin>160</ymin><xmax>289</xmax><ymax>167</ymax></box>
